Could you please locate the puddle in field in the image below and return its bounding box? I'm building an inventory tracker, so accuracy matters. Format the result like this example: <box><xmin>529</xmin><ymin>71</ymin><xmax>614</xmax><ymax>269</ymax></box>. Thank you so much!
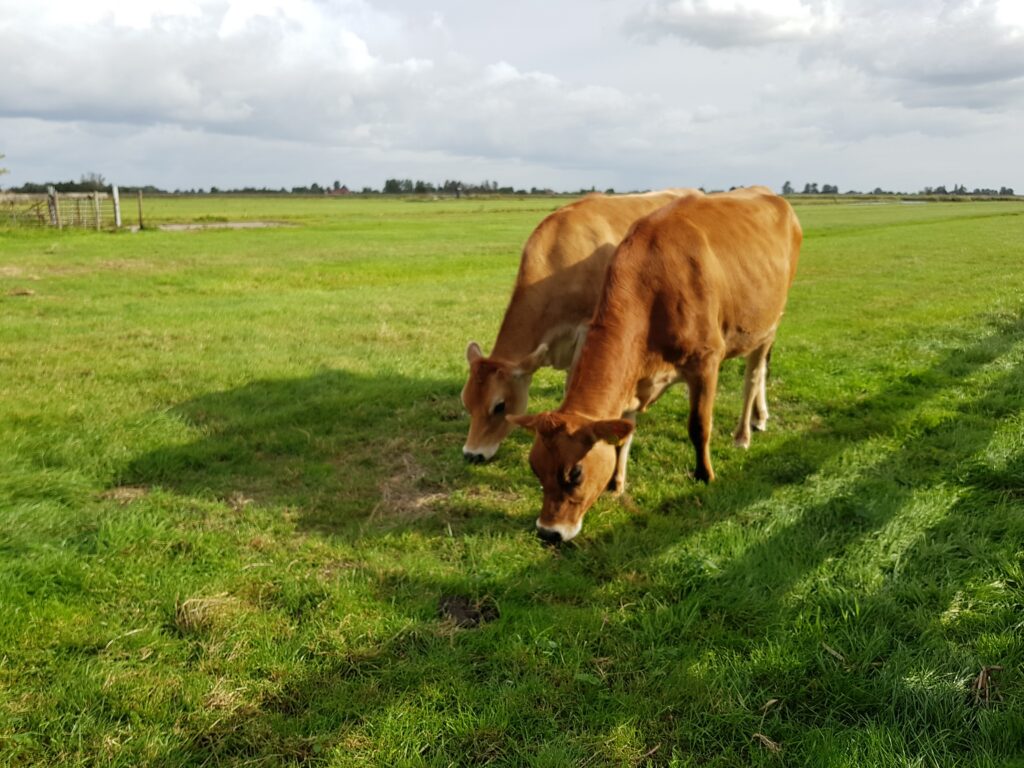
<box><xmin>131</xmin><ymin>221</ymin><xmax>292</xmax><ymax>232</ymax></box>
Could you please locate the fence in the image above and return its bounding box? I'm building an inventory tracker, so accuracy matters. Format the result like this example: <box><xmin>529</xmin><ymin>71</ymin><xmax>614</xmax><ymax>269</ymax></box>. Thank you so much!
<box><xmin>1</xmin><ymin>187</ymin><xmax>129</xmax><ymax>230</ymax></box>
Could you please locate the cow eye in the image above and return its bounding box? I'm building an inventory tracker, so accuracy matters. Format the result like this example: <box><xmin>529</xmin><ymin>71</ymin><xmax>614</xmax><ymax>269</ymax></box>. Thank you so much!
<box><xmin>564</xmin><ymin>464</ymin><xmax>583</xmax><ymax>489</ymax></box>
<box><xmin>492</xmin><ymin>401</ymin><xmax>506</xmax><ymax>415</ymax></box>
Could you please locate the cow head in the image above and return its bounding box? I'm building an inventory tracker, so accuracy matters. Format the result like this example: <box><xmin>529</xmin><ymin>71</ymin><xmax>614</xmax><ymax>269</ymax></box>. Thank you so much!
<box><xmin>509</xmin><ymin>412</ymin><xmax>634</xmax><ymax>542</ymax></box>
<box><xmin>461</xmin><ymin>341</ymin><xmax>548</xmax><ymax>462</ymax></box>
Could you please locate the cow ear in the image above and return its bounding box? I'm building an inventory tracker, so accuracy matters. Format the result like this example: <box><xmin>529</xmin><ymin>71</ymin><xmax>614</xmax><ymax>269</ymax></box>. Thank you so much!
<box><xmin>466</xmin><ymin>341</ymin><xmax>484</xmax><ymax>365</ymax></box>
<box><xmin>588</xmin><ymin>419</ymin><xmax>634</xmax><ymax>446</ymax></box>
<box><xmin>513</xmin><ymin>342</ymin><xmax>548</xmax><ymax>377</ymax></box>
<box><xmin>507</xmin><ymin>413</ymin><xmax>539</xmax><ymax>432</ymax></box>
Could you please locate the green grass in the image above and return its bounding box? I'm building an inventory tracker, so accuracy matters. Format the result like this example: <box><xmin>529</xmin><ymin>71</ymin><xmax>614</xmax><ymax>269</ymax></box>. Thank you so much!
<box><xmin>1</xmin><ymin>197</ymin><xmax>1022</xmax><ymax>766</ymax></box>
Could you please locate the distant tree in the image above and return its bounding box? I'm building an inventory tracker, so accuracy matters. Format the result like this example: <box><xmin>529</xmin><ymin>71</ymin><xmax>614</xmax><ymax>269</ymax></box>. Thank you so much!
<box><xmin>333</xmin><ymin>180</ymin><xmax>341</xmax><ymax>191</ymax></box>
<box><xmin>0</xmin><ymin>153</ymin><xmax>8</xmax><ymax>177</ymax></box>
<box><xmin>80</xmin><ymin>172</ymin><xmax>106</xmax><ymax>191</ymax></box>
<box><xmin>782</xmin><ymin>180</ymin><xmax>794</xmax><ymax>195</ymax></box>
<box><xmin>820</xmin><ymin>184</ymin><xmax>838</xmax><ymax>194</ymax></box>
<box><xmin>802</xmin><ymin>182</ymin><xmax>819</xmax><ymax>194</ymax></box>
<box><xmin>1000</xmin><ymin>186</ymin><xmax>1015</xmax><ymax>196</ymax></box>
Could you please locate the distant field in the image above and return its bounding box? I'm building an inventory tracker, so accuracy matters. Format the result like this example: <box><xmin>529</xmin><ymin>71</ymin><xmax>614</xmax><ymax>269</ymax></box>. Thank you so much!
<box><xmin>1</xmin><ymin>196</ymin><xmax>1022</xmax><ymax>766</ymax></box>
<box><xmin>134</xmin><ymin>193</ymin><xmax>571</xmax><ymax>226</ymax></box>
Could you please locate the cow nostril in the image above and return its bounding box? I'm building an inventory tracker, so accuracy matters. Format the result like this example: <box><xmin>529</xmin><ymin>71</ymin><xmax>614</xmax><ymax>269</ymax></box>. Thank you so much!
<box><xmin>536</xmin><ymin>526</ymin><xmax>562</xmax><ymax>544</ymax></box>
<box><xmin>463</xmin><ymin>451</ymin><xmax>486</xmax><ymax>464</ymax></box>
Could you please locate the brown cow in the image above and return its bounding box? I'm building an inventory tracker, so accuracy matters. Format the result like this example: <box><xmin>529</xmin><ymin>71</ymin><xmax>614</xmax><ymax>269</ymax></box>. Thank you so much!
<box><xmin>461</xmin><ymin>189</ymin><xmax>699</xmax><ymax>463</ymax></box>
<box><xmin>509</xmin><ymin>186</ymin><xmax>802</xmax><ymax>542</ymax></box>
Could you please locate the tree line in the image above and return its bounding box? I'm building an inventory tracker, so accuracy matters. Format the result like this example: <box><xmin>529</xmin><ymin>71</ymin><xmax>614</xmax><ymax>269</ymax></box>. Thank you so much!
<box><xmin>3</xmin><ymin>173</ymin><xmax>561</xmax><ymax>196</ymax></box>
<box><xmin>3</xmin><ymin>170</ymin><xmax>1017</xmax><ymax>198</ymax></box>
<box><xmin>782</xmin><ymin>180</ymin><xmax>1015</xmax><ymax>196</ymax></box>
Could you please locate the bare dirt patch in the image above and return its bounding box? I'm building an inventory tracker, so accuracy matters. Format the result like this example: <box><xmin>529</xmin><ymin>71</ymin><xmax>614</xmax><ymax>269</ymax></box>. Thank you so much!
<box><xmin>438</xmin><ymin>595</ymin><xmax>500</xmax><ymax>629</ymax></box>
<box><xmin>370</xmin><ymin>451</ymin><xmax>448</xmax><ymax>522</ymax></box>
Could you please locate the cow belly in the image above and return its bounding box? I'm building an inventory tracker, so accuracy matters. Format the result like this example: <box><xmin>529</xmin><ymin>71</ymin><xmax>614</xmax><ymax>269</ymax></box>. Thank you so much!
<box><xmin>723</xmin><ymin>321</ymin><xmax>779</xmax><ymax>359</ymax></box>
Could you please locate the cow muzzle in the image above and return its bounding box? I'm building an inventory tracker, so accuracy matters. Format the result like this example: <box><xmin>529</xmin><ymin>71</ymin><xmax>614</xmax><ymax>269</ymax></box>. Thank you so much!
<box><xmin>462</xmin><ymin>443</ymin><xmax>497</xmax><ymax>463</ymax></box>
<box><xmin>535</xmin><ymin>517</ymin><xmax>582</xmax><ymax>543</ymax></box>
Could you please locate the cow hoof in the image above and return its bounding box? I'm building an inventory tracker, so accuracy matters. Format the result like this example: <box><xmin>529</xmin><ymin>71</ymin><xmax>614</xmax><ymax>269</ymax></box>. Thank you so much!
<box><xmin>733</xmin><ymin>434</ymin><xmax>751</xmax><ymax>449</ymax></box>
<box><xmin>752</xmin><ymin>419</ymin><xmax>768</xmax><ymax>433</ymax></box>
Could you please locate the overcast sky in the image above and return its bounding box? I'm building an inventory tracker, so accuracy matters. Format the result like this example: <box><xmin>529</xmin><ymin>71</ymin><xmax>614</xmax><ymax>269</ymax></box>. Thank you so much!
<box><xmin>2</xmin><ymin>0</ymin><xmax>1023</xmax><ymax>192</ymax></box>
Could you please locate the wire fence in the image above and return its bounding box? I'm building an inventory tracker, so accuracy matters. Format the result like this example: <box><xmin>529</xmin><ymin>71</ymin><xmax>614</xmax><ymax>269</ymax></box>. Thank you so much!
<box><xmin>1</xmin><ymin>194</ymin><xmax>54</xmax><ymax>226</ymax></box>
<box><xmin>1</xmin><ymin>188</ymin><xmax>128</xmax><ymax>230</ymax></box>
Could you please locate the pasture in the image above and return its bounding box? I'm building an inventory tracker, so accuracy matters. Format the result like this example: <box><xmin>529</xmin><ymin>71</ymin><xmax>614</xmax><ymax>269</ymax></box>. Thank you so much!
<box><xmin>1</xmin><ymin>196</ymin><xmax>1022</xmax><ymax>766</ymax></box>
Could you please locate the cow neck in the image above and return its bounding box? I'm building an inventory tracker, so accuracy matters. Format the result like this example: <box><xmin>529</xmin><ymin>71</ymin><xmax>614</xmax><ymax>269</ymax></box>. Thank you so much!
<box><xmin>559</xmin><ymin>313</ymin><xmax>648</xmax><ymax>420</ymax></box>
<box><xmin>490</xmin><ymin>284</ymin><xmax>550</xmax><ymax>362</ymax></box>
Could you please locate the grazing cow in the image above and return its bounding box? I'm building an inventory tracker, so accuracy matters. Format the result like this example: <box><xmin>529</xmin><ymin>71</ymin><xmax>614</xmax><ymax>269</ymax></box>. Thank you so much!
<box><xmin>461</xmin><ymin>189</ymin><xmax>700</xmax><ymax>463</ymax></box>
<box><xmin>509</xmin><ymin>186</ymin><xmax>802</xmax><ymax>542</ymax></box>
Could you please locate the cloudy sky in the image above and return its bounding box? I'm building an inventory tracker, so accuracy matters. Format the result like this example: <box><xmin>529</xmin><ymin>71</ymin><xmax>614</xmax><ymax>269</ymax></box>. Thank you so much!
<box><xmin>2</xmin><ymin>0</ymin><xmax>1023</xmax><ymax>192</ymax></box>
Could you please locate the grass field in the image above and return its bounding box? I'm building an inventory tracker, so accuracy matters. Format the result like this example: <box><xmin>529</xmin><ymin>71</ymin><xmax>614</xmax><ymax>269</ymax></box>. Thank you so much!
<box><xmin>1</xmin><ymin>196</ymin><xmax>1023</xmax><ymax>766</ymax></box>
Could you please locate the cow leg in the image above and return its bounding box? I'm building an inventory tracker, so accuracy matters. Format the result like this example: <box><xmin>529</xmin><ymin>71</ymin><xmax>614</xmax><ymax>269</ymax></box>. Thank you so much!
<box><xmin>734</xmin><ymin>343</ymin><xmax>772</xmax><ymax>448</ymax></box>
<box><xmin>752</xmin><ymin>344</ymin><xmax>772</xmax><ymax>432</ymax></box>
<box><xmin>687</xmin><ymin>362</ymin><xmax>719</xmax><ymax>483</ymax></box>
<box><xmin>607</xmin><ymin>414</ymin><xmax>636</xmax><ymax>494</ymax></box>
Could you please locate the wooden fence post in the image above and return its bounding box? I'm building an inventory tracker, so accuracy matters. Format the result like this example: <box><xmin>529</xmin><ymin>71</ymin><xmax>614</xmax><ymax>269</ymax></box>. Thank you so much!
<box><xmin>112</xmin><ymin>185</ymin><xmax>122</xmax><ymax>228</ymax></box>
<box><xmin>47</xmin><ymin>186</ymin><xmax>61</xmax><ymax>229</ymax></box>
<box><xmin>92</xmin><ymin>193</ymin><xmax>101</xmax><ymax>231</ymax></box>
<box><xmin>137</xmin><ymin>190</ymin><xmax>145</xmax><ymax>230</ymax></box>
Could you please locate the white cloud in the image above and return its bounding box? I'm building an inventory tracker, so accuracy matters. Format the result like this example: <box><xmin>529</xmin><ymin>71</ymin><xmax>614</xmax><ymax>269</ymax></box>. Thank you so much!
<box><xmin>632</xmin><ymin>0</ymin><xmax>1024</xmax><ymax>110</ymax></box>
<box><xmin>629</xmin><ymin>0</ymin><xmax>837</xmax><ymax>47</ymax></box>
<box><xmin>819</xmin><ymin>2</ymin><xmax>1024</xmax><ymax>110</ymax></box>
<box><xmin>0</xmin><ymin>0</ymin><xmax>1021</xmax><ymax>192</ymax></box>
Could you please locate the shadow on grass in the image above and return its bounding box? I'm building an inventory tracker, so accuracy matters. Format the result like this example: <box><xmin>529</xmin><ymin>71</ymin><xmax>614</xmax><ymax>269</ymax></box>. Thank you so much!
<box><xmin>120</xmin><ymin>368</ymin><xmax>525</xmax><ymax>537</ymax></box>
<box><xmin>695</xmin><ymin>309</ymin><xmax>1024</xmax><ymax>618</ymax></box>
<box><xmin>135</xmin><ymin>309</ymin><xmax>1023</xmax><ymax>765</ymax></box>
